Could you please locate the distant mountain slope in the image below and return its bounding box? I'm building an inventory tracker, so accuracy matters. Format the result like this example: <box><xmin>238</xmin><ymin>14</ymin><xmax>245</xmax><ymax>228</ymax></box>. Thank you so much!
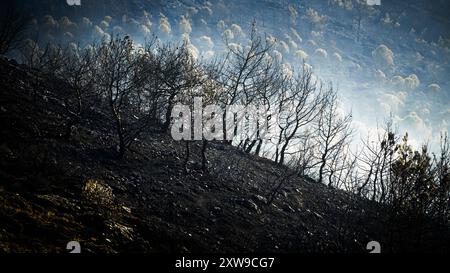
<box><xmin>0</xmin><ymin>57</ymin><xmax>449</xmax><ymax>253</ymax></box>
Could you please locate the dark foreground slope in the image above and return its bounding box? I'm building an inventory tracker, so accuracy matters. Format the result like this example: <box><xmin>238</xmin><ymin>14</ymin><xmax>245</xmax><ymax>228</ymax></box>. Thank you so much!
<box><xmin>0</xmin><ymin>58</ymin><xmax>448</xmax><ymax>253</ymax></box>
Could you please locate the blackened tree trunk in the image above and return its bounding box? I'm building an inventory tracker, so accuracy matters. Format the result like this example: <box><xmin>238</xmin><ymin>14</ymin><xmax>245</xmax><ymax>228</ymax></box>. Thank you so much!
<box><xmin>201</xmin><ymin>140</ymin><xmax>208</xmax><ymax>172</ymax></box>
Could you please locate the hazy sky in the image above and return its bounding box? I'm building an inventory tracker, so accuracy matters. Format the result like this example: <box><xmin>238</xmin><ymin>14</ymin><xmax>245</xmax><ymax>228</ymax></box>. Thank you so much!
<box><xmin>7</xmin><ymin>0</ymin><xmax>450</xmax><ymax>151</ymax></box>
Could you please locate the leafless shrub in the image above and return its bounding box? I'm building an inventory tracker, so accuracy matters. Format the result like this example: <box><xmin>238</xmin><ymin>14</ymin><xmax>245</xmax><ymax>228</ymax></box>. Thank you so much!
<box><xmin>0</xmin><ymin>1</ymin><xmax>29</xmax><ymax>55</ymax></box>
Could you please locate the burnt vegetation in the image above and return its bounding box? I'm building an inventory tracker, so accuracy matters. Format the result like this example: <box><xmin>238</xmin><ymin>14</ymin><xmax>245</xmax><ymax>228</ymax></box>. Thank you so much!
<box><xmin>0</xmin><ymin>20</ymin><xmax>450</xmax><ymax>253</ymax></box>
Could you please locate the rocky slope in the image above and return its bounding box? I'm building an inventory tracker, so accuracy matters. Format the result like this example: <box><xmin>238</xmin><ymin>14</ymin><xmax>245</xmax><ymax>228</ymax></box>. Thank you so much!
<box><xmin>0</xmin><ymin>57</ymin><xmax>448</xmax><ymax>253</ymax></box>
